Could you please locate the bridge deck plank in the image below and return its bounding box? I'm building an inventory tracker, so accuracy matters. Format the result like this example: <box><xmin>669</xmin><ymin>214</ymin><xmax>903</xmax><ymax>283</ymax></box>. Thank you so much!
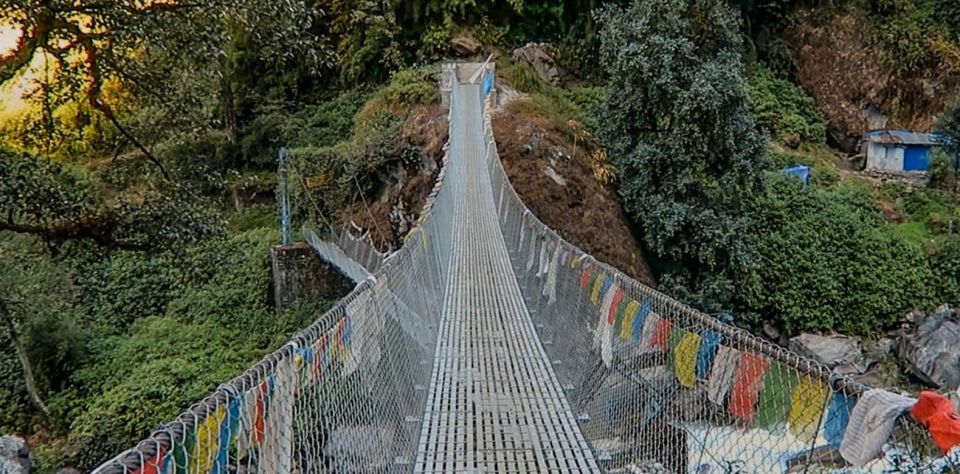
<box><xmin>413</xmin><ymin>81</ymin><xmax>599</xmax><ymax>473</ymax></box>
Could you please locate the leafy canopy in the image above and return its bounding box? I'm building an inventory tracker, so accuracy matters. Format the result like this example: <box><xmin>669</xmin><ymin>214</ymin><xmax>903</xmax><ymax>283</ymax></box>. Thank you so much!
<box><xmin>596</xmin><ymin>0</ymin><xmax>766</xmax><ymax>310</ymax></box>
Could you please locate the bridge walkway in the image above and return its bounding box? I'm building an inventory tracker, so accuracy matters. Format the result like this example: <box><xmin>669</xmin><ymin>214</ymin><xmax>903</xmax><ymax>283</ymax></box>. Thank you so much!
<box><xmin>413</xmin><ymin>82</ymin><xmax>599</xmax><ymax>473</ymax></box>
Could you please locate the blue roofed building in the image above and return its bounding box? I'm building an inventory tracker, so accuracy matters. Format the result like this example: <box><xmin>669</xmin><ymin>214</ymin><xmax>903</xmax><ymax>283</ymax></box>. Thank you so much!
<box><xmin>862</xmin><ymin>129</ymin><xmax>942</xmax><ymax>172</ymax></box>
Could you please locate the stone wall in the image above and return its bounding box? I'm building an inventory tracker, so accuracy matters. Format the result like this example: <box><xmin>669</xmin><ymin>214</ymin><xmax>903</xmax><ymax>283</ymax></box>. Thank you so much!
<box><xmin>269</xmin><ymin>242</ymin><xmax>351</xmax><ymax>310</ymax></box>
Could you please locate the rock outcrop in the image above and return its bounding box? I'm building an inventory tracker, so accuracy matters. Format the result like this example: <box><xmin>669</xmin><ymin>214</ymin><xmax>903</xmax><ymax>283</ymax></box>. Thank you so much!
<box><xmin>0</xmin><ymin>436</ymin><xmax>31</xmax><ymax>474</ymax></box>
<box><xmin>511</xmin><ymin>43</ymin><xmax>562</xmax><ymax>86</ymax></box>
<box><xmin>789</xmin><ymin>333</ymin><xmax>867</xmax><ymax>374</ymax></box>
<box><xmin>900</xmin><ymin>305</ymin><xmax>960</xmax><ymax>390</ymax></box>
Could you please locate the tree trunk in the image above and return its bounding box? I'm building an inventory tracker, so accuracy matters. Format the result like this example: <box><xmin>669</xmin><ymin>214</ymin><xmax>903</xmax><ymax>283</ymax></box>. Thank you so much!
<box><xmin>0</xmin><ymin>298</ymin><xmax>49</xmax><ymax>416</ymax></box>
<box><xmin>219</xmin><ymin>60</ymin><xmax>238</xmax><ymax>145</ymax></box>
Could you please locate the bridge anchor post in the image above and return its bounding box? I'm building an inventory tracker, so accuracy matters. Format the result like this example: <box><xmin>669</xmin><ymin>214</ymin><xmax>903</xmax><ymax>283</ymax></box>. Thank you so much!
<box><xmin>269</xmin><ymin>242</ymin><xmax>351</xmax><ymax>310</ymax></box>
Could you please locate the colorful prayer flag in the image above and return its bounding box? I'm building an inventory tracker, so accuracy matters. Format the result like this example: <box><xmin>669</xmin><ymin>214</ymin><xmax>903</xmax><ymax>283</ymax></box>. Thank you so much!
<box><xmin>254</xmin><ymin>380</ymin><xmax>268</xmax><ymax>444</ymax></box>
<box><xmin>607</xmin><ymin>288</ymin><xmax>626</xmax><ymax>325</ymax></box>
<box><xmin>579</xmin><ymin>266</ymin><xmax>594</xmax><ymax>289</ymax></box>
<box><xmin>665</xmin><ymin>327</ymin><xmax>685</xmax><ymax>372</ymax></box>
<box><xmin>825</xmin><ymin>392</ymin><xmax>855</xmax><ymax>449</ymax></box>
<box><xmin>213</xmin><ymin>397</ymin><xmax>241</xmax><ymax>474</ymax></box>
<box><xmin>755</xmin><ymin>362</ymin><xmax>800</xmax><ymax>431</ymax></box>
<box><xmin>638</xmin><ymin>311</ymin><xmax>661</xmax><ymax>351</ymax></box>
<box><xmin>728</xmin><ymin>353</ymin><xmax>770</xmax><ymax>423</ymax></box>
<box><xmin>617</xmin><ymin>299</ymin><xmax>638</xmax><ymax>339</ymax></box>
<box><xmin>590</xmin><ymin>273</ymin><xmax>605</xmax><ymax>304</ymax></box>
<box><xmin>630</xmin><ymin>299</ymin><xmax>652</xmax><ymax>342</ymax></box>
<box><xmin>707</xmin><ymin>346</ymin><xmax>740</xmax><ymax>405</ymax></box>
<box><xmin>674</xmin><ymin>332</ymin><xmax>702</xmax><ymax>388</ymax></box>
<box><xmin>133</xmin><ymin>447</ymin><xmax>166</xmax><ymax>474</ymax></box>
<box><xmin>696</xmin><ymin>329</ymin><xmax>721</xmax><ymax>380</ymax></box>
<box><xmin>175</xmin><ymin>424</ymin><xmax>196</xmax><ymax>474</ymax></box>
<box><xmin>650</xmin><ymin>318</ymin><xmax>672</xmax><ymax>353</ymax></box>
<box><xmin>192</xmin><ymin>404</ymin><xmax>225</xmax><ymax>474</ymax></box>
<box><xmin>788</xmin><ymin>376</ymin><xmax>830</xmax><ymax>442</ymax></box>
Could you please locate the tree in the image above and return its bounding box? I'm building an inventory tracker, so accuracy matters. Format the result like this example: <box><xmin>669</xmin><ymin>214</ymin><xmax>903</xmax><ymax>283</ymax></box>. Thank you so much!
<box><xmin>0</xmin><ymin>148</ymin><xmax>222</xmax><ymax>420</ymax></box>
<box><xmin>0</xmin><ymin>0</ymin><xmax>332</xmax><ymax>169</ymax></box>
<box><xmin>936</xmin><ymin>94</ymin><xmax>960</xmax><ymax>162</ymax></box>
<box><xmin>596</xmin><ymin>0</ymin><xmax>766</xmax><ymax>311</ymax></box>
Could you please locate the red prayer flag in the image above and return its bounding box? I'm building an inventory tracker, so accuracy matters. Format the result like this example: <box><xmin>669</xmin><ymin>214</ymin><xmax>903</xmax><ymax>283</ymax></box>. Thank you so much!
<box><xmin>728</xmin><ymin>353</ymin><xmax>770</xmax><ymax>422</ymax></box>
<box><xmin>607</xmin><ymin>289</ymin><xmax>626</xmax><ymax>325</ymax></box>
<box><xmin>132</xmin><ymin>447</ymin><xmax>165</xmax><ymax>474</ymax></box>
<box><xmin>650</xmin><ymin>318</ymin><xmax>672</xmax><ymax>352</ymax></box>
<box><xmin>313</xmin><ymin>333</ymin><xmax>328</xmax><ymax>380</ymax></box>
<box><xmin>579</xmin><ymin>266</ymin><xmax>594</xmax><ymax>289</ymax></box>
<box><xmin>254</xmin><ymin>379</ymin><xmax>268</xmax><ymax>443</ymax></box>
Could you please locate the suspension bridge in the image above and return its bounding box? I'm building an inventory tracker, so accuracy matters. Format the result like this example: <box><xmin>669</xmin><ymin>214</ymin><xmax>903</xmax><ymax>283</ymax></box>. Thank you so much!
<box><xmin>92</xmin><ymin>64</ymin><xmax>957</xmax><ymax>474</ymax></box>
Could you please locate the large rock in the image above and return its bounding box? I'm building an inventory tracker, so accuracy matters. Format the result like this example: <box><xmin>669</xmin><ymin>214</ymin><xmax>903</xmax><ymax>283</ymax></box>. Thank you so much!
<box><xmin>0</xmin><ymin>435</ymin><xmax>31</xmax><ymax>474</ymax></box>
<box><xmin>511</xmin><ymin>43</ymin><xmax>562</xmax><ymax>86</ymax></box>
<box><xmin>788</xmin><ymin>333</ymin><xmax>867</xmax><ymax>374</ymax></box>
<box><xmin>901</xmin><ymin>306</ymin><xmax>960</xmax><ymax>389</ymax></box>
<box><xmin>450</xmin><ymin>36</ymin><xmax>481</xmax><ymax>56</ymax></box>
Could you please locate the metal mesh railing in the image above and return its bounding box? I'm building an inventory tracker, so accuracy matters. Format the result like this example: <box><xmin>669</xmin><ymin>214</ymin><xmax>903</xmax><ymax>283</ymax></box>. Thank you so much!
<box><xmin>479</xmin><ymin>65</ymin><xmax>959</xmax><ymax>472</ymax></box>
<box><xmin>91</xmin><ymin>64</ymin><xmax>958</xmax><ymax>474</ymax></box>
<box><xmin>90</xmin><ymin>72</ymin><xmax>458</xmax><ymax>474</ymax></box>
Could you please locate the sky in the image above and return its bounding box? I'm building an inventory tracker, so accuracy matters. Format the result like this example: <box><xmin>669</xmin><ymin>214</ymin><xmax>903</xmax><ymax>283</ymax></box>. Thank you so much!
<box><xmin>0</xmin><ymin>25</ymin><xmax>37</xmax><ymax>118</ymax></box>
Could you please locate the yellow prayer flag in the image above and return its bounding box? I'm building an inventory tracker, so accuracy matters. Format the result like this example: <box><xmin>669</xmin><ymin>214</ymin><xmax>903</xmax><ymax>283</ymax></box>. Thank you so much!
<box><xmin>620</xmin><ymin>300</ymin><xmax>640</xmax><ymax>340</ymax></box>
<box><xmin>192</xmin><ymin>404</ymin><xmax>226</xmax><ymax>474</ymax></box>
<box><xmin>674</xmin><ymin>332</ymin><xmax>702</xmax><ymax>388</ymax></box>
<box><xmin>590</xmin><ymin>274</ymin><xmax>604</xmax><ymax>304</ymax></box>
<box><xmin>788</xmin><ymin>375</ymin><xmax>830</xmax><ymax>442</ymax></box>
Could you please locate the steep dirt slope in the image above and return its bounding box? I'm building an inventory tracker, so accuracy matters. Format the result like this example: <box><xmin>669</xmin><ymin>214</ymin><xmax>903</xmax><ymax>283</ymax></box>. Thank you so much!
<box><xmin>492</xmin><ymin>103</ymin><xmax>656</xmax><ymax>286</ymax></box>
<box><xmin>343</xmin><ymin>104</ymin><xmax>448</xmax><ymax>250</ymax></box>
<box><xmin>788</xmin><ymin>10</ymin><xmax>960</xmax><ymax>150</ymax></box>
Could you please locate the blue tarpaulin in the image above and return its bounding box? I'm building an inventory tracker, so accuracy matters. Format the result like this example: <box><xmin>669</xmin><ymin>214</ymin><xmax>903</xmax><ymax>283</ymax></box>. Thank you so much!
<box><xmin>483</xmin><ymin>73</ymin><xmax>494</xmax><ymax>97</ymax></box>
<box><xmin>782</xmin><ymin>165</ymin><xmax>810</xmax><ymax>185</ymax></box>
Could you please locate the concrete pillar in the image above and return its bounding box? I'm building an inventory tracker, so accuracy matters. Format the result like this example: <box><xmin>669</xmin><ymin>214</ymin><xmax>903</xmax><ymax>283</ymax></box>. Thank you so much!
<box><xmin>269</xmin><ymin>242</ymin><xmax>350</xmax><ymax>310</ymax></box>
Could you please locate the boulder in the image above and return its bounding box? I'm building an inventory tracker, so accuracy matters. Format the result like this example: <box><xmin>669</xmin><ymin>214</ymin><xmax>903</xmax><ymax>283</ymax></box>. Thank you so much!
<box><xmin>450</xmin><ymin>36</ymin><xmax>481</xmax><ymax>56</ymax></box>
<box><xmin>901</xmin><ymin>306</ymin><xmax>960</xmax><ymax>389</ymax></box>
<box><xmin>788</xmin><ymin>333</ymin><xmax>867</xmax><ymax>374</ymax></box>
<box><xmin>0</xmin><ymin>435</ymin><xmax>31</xmax><ymax>474</ymax></box>
<box><xmin>864</xmin><ymin>337</ymin><xmax>895</xmax><ymax>367</ymax></box>
<box><xmin>826</xmin><ymin>122</ymin><xmax>861</xmax><ymax>155</ymax></box>
<box><xmin>511</xmin><ymin>43</ymin><xmax>562</xmax><ymax>86</ymax></box>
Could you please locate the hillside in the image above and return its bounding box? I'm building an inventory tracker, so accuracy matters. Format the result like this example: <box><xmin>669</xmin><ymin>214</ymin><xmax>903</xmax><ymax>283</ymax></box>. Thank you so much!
<box><xmin>788</xmin><ymin>9</ymin><xmax>960</xmax><ymax>151</ymax></box>
<box><xmin>3</xmin><ymin>0</ymin><xmax>960</xmax><ymax>471</ymax></box>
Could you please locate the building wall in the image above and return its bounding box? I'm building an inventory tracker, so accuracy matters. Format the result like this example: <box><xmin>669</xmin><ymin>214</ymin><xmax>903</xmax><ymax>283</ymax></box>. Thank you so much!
<box><xmin>866</xmin><ymin>142</ymin><xmax>904</xmax><ymax>171</ymax></box>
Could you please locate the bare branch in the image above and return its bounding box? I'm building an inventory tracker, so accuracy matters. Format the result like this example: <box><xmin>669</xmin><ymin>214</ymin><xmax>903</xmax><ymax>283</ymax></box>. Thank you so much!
<box><xmin>0</xmin><ymin>215</ymin><xmax>151</xmax><ymax>251</ymax></box>
<box><xmin>0</xmin><ymin>297</ymin><xmax>50</xmax><ymax>417</ymax></box>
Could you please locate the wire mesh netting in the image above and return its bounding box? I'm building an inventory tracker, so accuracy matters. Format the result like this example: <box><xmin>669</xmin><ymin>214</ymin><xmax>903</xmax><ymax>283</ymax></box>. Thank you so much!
<box><xmin>91</xmin><ymin>64</ymin><xmax>958</xmax><ymax>474</ymax></box>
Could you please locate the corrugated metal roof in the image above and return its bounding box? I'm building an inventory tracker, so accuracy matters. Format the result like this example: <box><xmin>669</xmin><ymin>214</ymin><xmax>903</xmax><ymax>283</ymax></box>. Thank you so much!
<box><xmin>864</xmin><ymin>129</ymin><xmax>942</xmax><ymax>146</ymax></box>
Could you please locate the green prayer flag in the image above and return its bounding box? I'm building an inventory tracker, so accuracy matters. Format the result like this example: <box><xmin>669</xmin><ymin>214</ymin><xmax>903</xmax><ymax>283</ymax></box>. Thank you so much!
<box><xmin>755</xmin><ymin>361</ymin><xmax>800</xmax><ymax>431</ymax></box>
<box><xmin>173</xmin><ymin>424</ymin><xmax>196</xmax><ymax>474</ymax></box>
<box><xmin>665</xmin><ymin>327</ymin><xmax>685</xmax><ymax>372</ymax></box>
<box><xmin>613</xmin><ymin>297</ymin><xmax>631</xmax><ymax>335</ymax></box>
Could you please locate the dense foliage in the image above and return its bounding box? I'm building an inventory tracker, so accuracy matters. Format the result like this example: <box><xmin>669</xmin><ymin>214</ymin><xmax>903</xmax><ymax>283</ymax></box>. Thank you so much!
<box><xmin>596</xmin><ymin>0</ymin><xmax>766</xmax><ymax>310</ymax></box>
<box><xmin>734</xmin><ymin>176</ymin><xmax>935</xmax><ymax>334</ymax></box>
<box><xmin>862</xmin><ymin>0</ymin><xmax>960</xmax><ymax>74</ymax></box>
<box><xmin>4</xmin><ymin>0</ymin><xmax>960</xmax><ymax>470</ymax></box>
<box><xmin>746</xmin><ymin>65</ymin><xmax>826</xmax><ymax>145</ymax></box>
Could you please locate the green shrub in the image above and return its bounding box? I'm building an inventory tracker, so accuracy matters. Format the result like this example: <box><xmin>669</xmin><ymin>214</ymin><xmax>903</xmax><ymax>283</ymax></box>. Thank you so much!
<box><xmin>928</xmin><ymin>150</ymin><xmax>958</xmax><ymax>192</ymax></box>
<box><xmin>499</xmin><ymin>61</ymin><xmax>547</xmax><ymax>94</ymax></box>
<box><xmin>925</xmin><ymin>236</ymin><xmax>960</xmax><ymax>305</ymax></box>
<box><xmin>746</xmin><ymin>64</ymin><xmax>826</xmax><ymax>144</ymax></box>
<box><xmin>64</xmin><ymin>228</ymin><xmax>335</xmax><ymax>470</ymax></box>
<box><xmin>735</xmin><ymin>176</ymin><xmax>935</xmax><ymax>335</ymax></box>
